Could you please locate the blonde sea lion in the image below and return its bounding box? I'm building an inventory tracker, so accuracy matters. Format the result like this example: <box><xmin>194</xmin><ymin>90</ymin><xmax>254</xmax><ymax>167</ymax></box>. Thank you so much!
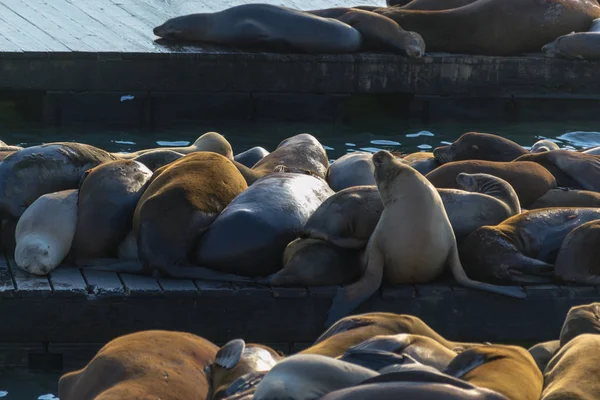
<box><xmin>326</xmin><ymin>151</ymin><xmax>525</xmax><ymax>326</ymax></box>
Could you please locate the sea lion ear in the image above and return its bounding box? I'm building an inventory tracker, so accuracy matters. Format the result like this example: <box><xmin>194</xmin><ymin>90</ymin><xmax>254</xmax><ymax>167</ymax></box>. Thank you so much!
<box><xmin>215</xmin><ymin>339</ymin><xmax>246</xmax><ymax>369</ymax></box>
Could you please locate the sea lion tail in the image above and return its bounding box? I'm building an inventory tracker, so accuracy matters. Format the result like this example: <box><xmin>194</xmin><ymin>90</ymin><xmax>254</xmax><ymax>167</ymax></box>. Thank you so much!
<box><xmin>447</xmin><ymin>246</ymin><xmax>526</xmax><ymax>299</ymax></box>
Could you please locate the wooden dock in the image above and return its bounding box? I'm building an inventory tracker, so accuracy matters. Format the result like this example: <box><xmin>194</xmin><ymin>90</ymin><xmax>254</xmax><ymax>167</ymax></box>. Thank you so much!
<box><xmin>1</xmin><ymin>252</ymin><xmax>599</xmax><ymax>370</ymax></box>
<box><xmin>0</xmin><ymin>0</ymin><xmax>600</xmax><ymax>125</ymax></box>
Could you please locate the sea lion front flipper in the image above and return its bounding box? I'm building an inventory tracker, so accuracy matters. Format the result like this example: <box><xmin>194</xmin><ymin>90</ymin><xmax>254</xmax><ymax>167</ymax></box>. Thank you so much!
<box><xmin>215</xmin><ymin>339</ymin><xmax>246</xmax><ymax>369</ymax></box>
<box><xmin>447</xmin><ymin>246</ymin><xmax>527</xmax><ymax>299</ymax></box>
<box><xmin>325</xmin><ymin>243</ymin><xmax>384</xmax><ymax>327</ymax></box>
<box><xmin>548</xmin><ymin>151</ymin><xmax>600</xmax><ymax>192</ymax></box>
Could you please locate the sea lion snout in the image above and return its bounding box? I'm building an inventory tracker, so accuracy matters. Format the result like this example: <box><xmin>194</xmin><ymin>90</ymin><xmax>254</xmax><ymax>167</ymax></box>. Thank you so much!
<box><xmin>404</xmin><ymin>32</ymin><xmax>426</xmax><ymax>58</ymax></box>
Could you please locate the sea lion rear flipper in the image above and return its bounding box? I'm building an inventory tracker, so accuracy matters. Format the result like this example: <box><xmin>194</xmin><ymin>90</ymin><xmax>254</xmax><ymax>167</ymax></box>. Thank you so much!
<box><xmin>506</xmin><ymin>261</ymin><xmax>556</xmax><ymax>284</ymax></box>
<box><xmin>325</xmin><ymin>244</ymin><xmax>384</xmax><ymax>327</ymax></box>
<box><xmin>215</xmin><ymin>339</ymin><xmax>246</xmax><ymax>369</ymax></box>
<box><xmin>447</xmin><ymin>247</ymin><xmax>526</xmax><ymax>299</ymax></box>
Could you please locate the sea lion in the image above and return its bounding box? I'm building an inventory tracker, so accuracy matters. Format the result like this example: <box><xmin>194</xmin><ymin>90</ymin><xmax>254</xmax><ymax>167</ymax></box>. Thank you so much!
<box><xmin>444</xmin><ymin>344</ymin><xmax>543</xmax><ymax>400</ymax></box>
<box><xmin>253</xmin><ymin>354</ymin><xmax>378</xmax><ymax>400</ymax></box>
<box><xmin>541</xmin><ymin>334</ymin><xmax>600</xmax><ymax>400</ymax></box>
<box><xmin>440</xmin><ymin>172</ymin><xmax>521</xmax><ymax>242</ymax></box>
<box><xmin>261</xmin><ymin>238</ymin><xmax>362</xmax><ymax>286</ymax></box>
<box><xmin>234</xmin><ymin>146</ymin><xmax>270</xmax><ymax>168</ymax></box>
<box><xmin>301</xmin><ymin>313</ymin><xmax>477</xmax><ymax>359</ymax></box>
<box><xmin>531</xmin><ymin>139</ymin><xmax>561</xmax><ymax>153</ymax></box>
<box><xmin>401</xmin><ymin>151</ymin><xmax>438</xmax><ymax>175</ymax></box>
<box><xmin>459</xmin><ymin>208</ymin><xmax>600</xmax><ymax>284</ymax></box>
<box><xmin>559</xmin><ymin>302</ymin><xmax>600</xmax><ymax>347</ymax></box>
<box><xmin>73</xmin><ymin>160</ymin><xmax>153</xmax><ymax>264</ymax></box>
<box><xmin>426</xmin><ymin>160</ymin><xmax>557</xmax><ymax>207</ymax></box>
<box><xmin>0</xmin><ymin>142</ymin><xmax>117</xmax><ymax>219</ymax></box>
<box><xmin>134</xmin><ymin>152</ymin><xmax>248</xmax><ymax>279</ymax></box>
<box><xmin>320</xmin><ymin>381</ymin><xmax>509</xmax><ymax>399</ymax></box>
<box><xmin>132</xmin><ymin>149</ymin><xmax>184</xmax><ymax>171</ymax></box>
<box><xmin>433</xmin><ymin>132</ymin><xmax>528</xmax><ymax>164</ymax></box>
<box><xmin>326</xmin><ymin>151</ymin><xmax>524</xmax><ymax>326</ymax></box>
<box><xmin>15</xmin><ymin>189</ymin><xmax>78</xmax><ymax>276</ymax></box>
<box><xmin>528</xmin><ymin>340</ymin><xmax>561</xmax><ymax>373</ymax></box>
<box><xmin>326</xmin><ymin>152</ymin><xmax>376</xmax><ymax>192</ymax></box>
<box><xmin>528</xmin><ymin>188</ymin><xmax>600</xmax><ymax>209</ymax></box>
<box><xmin>371</xmin><ymin>0</ymin><xmax>600</xmax><ymax>56</ymax></box>
<box><xmin>58</xmin><ymin>330</ymin><xmax>218</xmax><ymax>400</ymax></box>
<box><xmin>153</xmin><ymin>4</ymin><xmax>362</xmax><ymax>53</ymax></box>
<box><xmin>514</xmin><ymin>150</ymin><xmax>600</xmax><ymax>190</ymax></box>
<box><xmin>307</xmin><ymin>7</ymin><xmax>425</xmax><ymax>56</ymax></box>
<box><xmin>554</xmin><ymin>220</ymin><xmax>600</xmax><ymax>285</ymax></box>
<box><xmin>302</xmin><ymin>185</ymin><xmax>383</xmax><ymax>249</ymax></box>
<box><xmin>390</xmin><ymin>0</ymin><xmax>479</xmax><ymax>10</ymax></box>
<box><xmin>194</xmin><ymin>172</ymin><xmax>333</xmax><ymax>277</ymax></box>
<box><xmin>210</xmin><ymin>339</ymin><xmax>283</xmax><ymax>399</ymax></box>
<box><xmin>114</xmin><ymin>132</ymin><xmax>234</xmax><ymax>160</ymax></box>
<box><xmin>543</xmin><ymin>17</ymin><xmax>600</xmax><ymax>60</ymax></box>
<box><xmin>340</xmin><ymin>333</ymin><xmax>458</xmax><ymax>371</ymax></box>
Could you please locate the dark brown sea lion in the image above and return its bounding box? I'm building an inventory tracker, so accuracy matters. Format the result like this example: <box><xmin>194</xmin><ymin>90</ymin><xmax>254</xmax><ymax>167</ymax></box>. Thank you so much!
<box><xmin>372</xmin><ymin>0</ymin><xmax>600</xmax><ymax>56</ymax></box>
<box><xmin>542</xmin><ymin>334</ymin><xmax>600</xmax><ymax>400</ymax></box>
<box><xmin>514</xmin><ymin>150</ymin><xmax>600</xmax><ymax>190</ymax></box>
<box><xmin>528</xmin><ymin>340</ymin><xmax>560</xmax><ymax>373</ymax></box>
<box><xmin>559</xmin><ymin>302</ymin><xmax>600</xmax><ymax>346</ymax></box>
<box><xmin>543</xmin><ymin>18</ymin><xmax>600</xmax><ymax>59</ymax></box>
<box><xmin>132</xmin><ymin>149</ymin><xmax>184</xmax><ymax>171</ymax></box>
<box><xmin>327</xmin><ymin>152</ymin><xmax>524</xmax><ymax>326</ymax></box>
<box><xmin>528</xmin><ymin>188</ymin><xmax>600</xmax><ymax>209</ymax></box>
<box><xmin>153</xmin><ymin>4</ymin><xmax>362</xmax><ymax>53</ymax></box>
<box><xmin>554</xmin><ymin>220</ymin><xmax>600</xmax><ymax>285</ymax></box>
<box><xmin>444</xmin><ymin>344</ymin><xmax>543</xmax><ymax>400</ymax></box>
<box><xmin>58</xmin><ymin>330</ymin><xmax>218</xmax><ymax>400</ymax></box>
<box><xmin>73</xmin><ymin>160</ymin><xmax>153</xmax><ymax>264</ymax></box>
<box><xmin>308</xmin><ymin>7</ymin><xmax>425</xmax><ymax>56</ymax></box>
<box><xmin>134</xmin><ymin>152</ymin><xmax>248</xmax><ymax>279</ymax></box>
<box><xmin>0</xmin><ymin>142</ymin><xmax>117</xmax><ymax>219</ymax></box>
<box><xmin>433</xmin><ymin>132</ymin><xmax>528</xmax><ymax>164</ymax></box>
<box><xmin>459</xmin><ymin>208</ymin><xmax>600</xmax><ymax>284</ymax></box>
<box><xmin>426</xmin><ymin>160</ymin><xmax>557</xmax><ymax>207</ymax></box>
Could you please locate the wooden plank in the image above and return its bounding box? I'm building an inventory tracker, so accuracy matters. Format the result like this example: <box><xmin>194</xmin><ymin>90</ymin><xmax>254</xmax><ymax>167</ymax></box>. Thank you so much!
<box><xmin>158</xmin><ymin>278</ymin><xmax>199</xmax><ymax>297</ymax></box>
<box><xmin>82</xmin><ymin>269</ymin><xmax>125</xmax><ymax>296</ymax></box>
<box><xmin>45</xmin><ymin>0</ymin><xmax>148</xmax><ymax>52</ymax></box>
<box><xmin>6</xmin><ymin>258</ymin><xmax>53</xmax><ymax>297</ymax></box>
<box><xmin>195</xmin><ymin>280</ymin><xmax>236</xmax><ymax>296</ymax></box>
<box><xmin>73</xmin><ymin>0</ymin><xmax>170</xmax><ymax>53</ymax></box>
<box><xmin>0</xmin><ymin>3</ymin><xmax>67</xmax><ymax>51</ymax></box>
<box><xmin>113</xmin><ymin>0</ymin><xmax>172</xmax><ymax>29</ymax></box>
<box><xmin>3</xmin><ymin>0</ymin><xmax>95</xmax><ymax>51</ymax></box>
<box><xmin>49</xmin><ymin>267</ymin><xmax>88</xmax><ymax>297</ymax></box>
<box><xmin>0</xmin><ymin>32</ymin><xmax>22</xmax><ymax>52</ymax></box>
<box><xmin>120</xmin><ymin>273</ymin><xmax>163</xmax><ymax>296</ymax></box>
<box><xmin>0</xmin><ymin>256</ymin><xmax>15</xmax><ymax>296</ymax></box>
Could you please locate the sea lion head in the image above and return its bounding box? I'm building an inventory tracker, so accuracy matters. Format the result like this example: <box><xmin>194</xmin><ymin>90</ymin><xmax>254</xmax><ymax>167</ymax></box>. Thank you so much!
<box><xmin>153</xmin><ymin>13</ymin><xmax>211</xmax><ymax>41</ymax></box>
<box><xmin>15</xmin><ymin>235</ymin><xmax>57</xmax><ymax>276</ymax></box>
<box><xmin>193</xmin><ymin>132</ymin><xmax>234</xmax><ymax>160</ymax></box>
<box><xmin>401</xmin><ymin>31</ymin><xmax>426</xmax><ymax>59</ymax></box>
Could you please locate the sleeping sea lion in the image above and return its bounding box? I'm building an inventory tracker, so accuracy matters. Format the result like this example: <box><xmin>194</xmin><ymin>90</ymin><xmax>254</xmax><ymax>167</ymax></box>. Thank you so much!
<box><xmin>132</xmin><ymin>149</ymin><xmax>184</xmax><ymax>171</ymax></box>
<box><xmin>234</xmin><ymin>146</ymin><xmax>270</xmax><ymax>168</ymax></box>
<box><xmin>326</xmin><ymin>152</ymin><xmax>376</xmax><ymax>192</ymax></box>
<box><xmin>528</xmin><ymin>188</ymin><xmax>600</xmax><ymax>209</ymax></box>
<box><xmin>433</xmin><ymin>132</ymin><xmax>527</xmax><ymax>164</ymax></box>
<box><xmin>530</xmin><ymin>139</ymin><xmax>560</xmax><ymax>153</ymax></box>
<box><xmin>543</xmin><ymin>17</ymin><xmax>600</xmax><ymax>60</ymax></box>
<box><xmin>554</xmin><ymin>220</ymin><xmax>600</xmax><ymax>285</ymax></box>
<box><xmin>559</xmin><ymin>302</ymin><xmax>600</xmax><ymax>347</ymax></box>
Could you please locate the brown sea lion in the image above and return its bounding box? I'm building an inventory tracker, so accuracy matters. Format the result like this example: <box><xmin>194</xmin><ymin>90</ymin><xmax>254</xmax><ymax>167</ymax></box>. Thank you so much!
<box><xmin>528</xmin><ymin>188</ymin><xmax>600</xmax><ymax>209</ymax></box>
<box><xmin>459</xmin><ymin>208</ymin><xmax>600</xmax><ymax>284</ymax></box>
<box><xmin>541</xmin><ymin>334</ymin><xmax>600</xmax><ymax>400</ymax></box>
<box><xmin>433</xmin><ymin>132</ymin><xmax>528</xmax><ymax>164</ymax></box>
<box><xmin>73</xmin><ymin>160</ymin><xmax>153</xmax><ymax>264</ymax></box>
<box><xmin>554</xmin><ymin>220</ymin><xmax>600</xmax><ymax>285</ymax></box>
<box><xmin>0</xmin><ymin>142</ymin><xmax>117</xmax><ymax>219</ymax></box>
<box><xmin>326</xmin><ymin>152</ymin><xmax>376</xmax><ymax>192</ymax></box>
<box><xmin>58</xmin><ymin>330</ymin><xmax>218</xmax><ymax>400</ymax></box>
<box><xmin>559</xmin><ymin>302</ymin><xmax>600</xmax><ymax>347</ymax></box>
<box><xmin>210</xmin><ymin>339</ymin><xmax>283</xmax><ymax>399</ymax></box>
<box><xmin>543</xmin><ymin>18</ymin><xmax>600</xmax><ymax>60</ymax></box>
<box><xmin>528</xmin><ymin>340</ymin><xmax>561</xmax><ymax>373</ymax></box>
<box><xmin>372</xmin><ymin>0</ymin><xmax>600</xmax><ymax>56</ymax></box>
<box><xmin>134</xmin><ymin>152</ymin><xmax>248</xmax><ymax>279</ymax></box>
<box><xmin>153</xmin><ymin>4</ymin><xmax>362</xmax><ymax>53</ymax></box>
<box><xmin>444</xmin><ymin>344</ymin><xmax>543</xmax><ymax>400</ymax></box>
<box><xmin>426</xmin><ymin>160</ymin><xmax>557</xmax><ymax>207</ymax></box>
<box><xmin>326</xmin><ymin>151</ymin><xmax>525</xmax><ymax>326</ymax></box>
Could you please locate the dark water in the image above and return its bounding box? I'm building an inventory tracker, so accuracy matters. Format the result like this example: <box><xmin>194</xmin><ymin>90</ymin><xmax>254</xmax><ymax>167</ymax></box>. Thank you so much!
<box><xmin>0</xmin><ymin>119</ymin><xmax>599</xmax><ymax>398</ymax></box>
<box><xmin>2</xmin><ymin>119</ymin><xmax>600</xmax><ymax>158</ymax></box>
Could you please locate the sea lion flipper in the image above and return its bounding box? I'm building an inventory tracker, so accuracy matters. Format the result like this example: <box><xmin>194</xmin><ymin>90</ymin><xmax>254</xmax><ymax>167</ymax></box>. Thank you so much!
<box><xmin>506</xmin><ymin>262</ymin><xmax>556</xmax><ymax>284</ymax></box>
<box><xmin>215</xmin><ymin>339</ymin><xmax>246</xmax><ymax>369</ymax></box>
<box><xmin>313</xmin><ymin>316</ymin><xmax>375</xmax><ymax>344</ymax></box>
<box><xmin>447</xmin><ymin>247</ymin><xmax>526</xmax><ymax>299</ymax></box>
<box><xmin>325</xmin><ymin>245</ymin><xmax>384</xmax><ymax>327</ymax></box>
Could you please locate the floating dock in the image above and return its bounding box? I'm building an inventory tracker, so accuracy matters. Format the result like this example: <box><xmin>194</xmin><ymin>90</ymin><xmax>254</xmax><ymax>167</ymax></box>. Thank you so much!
<box><xmin>1</xmin><ymin>0</ymin><xmax>600</xmax><ymax>125</ymax></box>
